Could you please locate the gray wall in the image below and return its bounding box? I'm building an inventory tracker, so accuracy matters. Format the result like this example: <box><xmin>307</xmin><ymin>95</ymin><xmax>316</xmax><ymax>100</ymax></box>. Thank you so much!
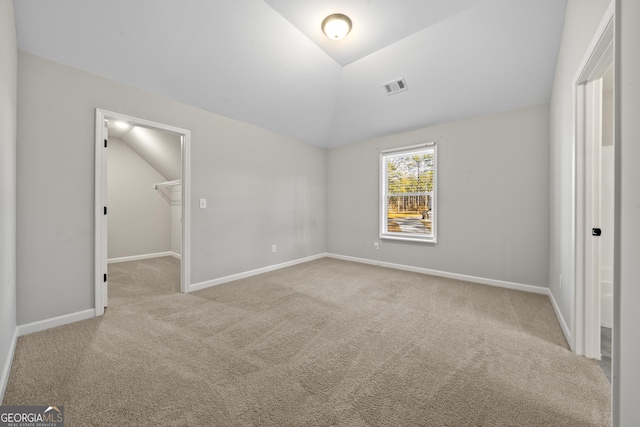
<box><xmin>107</xmin><ymin>137</ymin><xmax>171</xmax><ymax>259</ymax></box>
<box><xmin>0</xmin><ymin>0</ymin><xmax>17</xmax><ymax>400</ymax></box>
<box><xmin>615</xmin><ymin>0</ymin><xmax>640</xmax><ymax>423</ymax></box>
<box><xmin>16</xmin><ymin>53</ymin><xmax>326</xmax><ymax>325</ymax></box>
<box><xmin>548</xmin><ymin>0</ymin><xmax>611</xmax><ymax>345</ymax></box>
<box><xmin>326</xmin><ymin>104</ymin><xmax>550</xmax><ymax>288</ymax></box>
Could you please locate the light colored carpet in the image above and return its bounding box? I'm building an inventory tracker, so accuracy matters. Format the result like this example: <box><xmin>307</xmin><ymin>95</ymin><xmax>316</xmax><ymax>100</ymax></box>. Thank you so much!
<box><xmin>3</xmin><ymin>257</ymin><xmax>611</xmax><ymax>426</ymax></box>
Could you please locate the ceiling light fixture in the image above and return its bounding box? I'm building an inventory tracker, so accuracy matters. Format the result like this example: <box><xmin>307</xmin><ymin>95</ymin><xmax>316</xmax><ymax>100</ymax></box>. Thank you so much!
<box><xmin>322</xmin><ymin>13</ymin><xmax>352</xmax><ymax>41</ymax></box>
<box><xmin>114</xmin><ymin>121</ymin><xmax>130</xmax><ymax>129</ymax></box>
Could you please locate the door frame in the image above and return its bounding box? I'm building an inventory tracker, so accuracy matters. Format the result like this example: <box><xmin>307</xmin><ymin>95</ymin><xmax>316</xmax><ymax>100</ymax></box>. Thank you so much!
<box><xmin>94</xmin><ymin>109</ymin><xmax>191</xmax><ymax>316</ymax></box>
<box><xmin>572</xmin><ymin>5</ymin><xmax>614</xmax><ymax>357</ymax></box>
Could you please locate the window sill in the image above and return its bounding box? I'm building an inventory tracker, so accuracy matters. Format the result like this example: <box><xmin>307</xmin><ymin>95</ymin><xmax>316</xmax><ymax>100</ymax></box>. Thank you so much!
<box><xmin>380</xmin><ymin>234</ymin><xmax>437</xmax><ymax>244</ymax></box>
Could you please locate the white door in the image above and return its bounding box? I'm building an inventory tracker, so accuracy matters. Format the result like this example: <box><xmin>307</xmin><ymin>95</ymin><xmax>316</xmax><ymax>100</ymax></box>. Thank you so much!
<box><xmin>572</xmin><ymin>6</ymin><xmax>613</xmax><ymax>358</ymax></box>
<box><xmin>599</xmin><ymin>66</ymin><xmax>615</xmax><ymax>329</ymax></box>
<box><xmin>584</xmin><ymin>78</ymin><xmax>603</xmax><ymax>359</ymax></box>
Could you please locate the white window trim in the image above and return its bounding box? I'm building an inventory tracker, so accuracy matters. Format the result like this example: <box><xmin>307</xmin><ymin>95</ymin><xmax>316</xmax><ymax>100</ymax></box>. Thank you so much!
<box><xmin>380</xmin><ymin>142</ymin><xmax>437</xmax><ymax>244</ymax></box>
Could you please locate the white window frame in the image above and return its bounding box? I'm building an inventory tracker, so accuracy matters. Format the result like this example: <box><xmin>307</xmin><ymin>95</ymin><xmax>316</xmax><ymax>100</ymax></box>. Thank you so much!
<box><xmin>380</xmin><ymin>142</ymin><xmax>437</xmax><ymax>243</ymax></box>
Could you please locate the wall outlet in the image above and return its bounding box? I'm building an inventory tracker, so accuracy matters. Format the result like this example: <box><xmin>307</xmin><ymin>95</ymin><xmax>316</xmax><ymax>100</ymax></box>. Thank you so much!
<box><xmin>559</xmin><ymin>275</ymin><xmax>563</xmax><ymax>290</ymax></box>
<box><xmin>199</xmin><ymin>198</ymin><xmax>207</xmax><ymax>209</ymax></box>
<box><xmin>272</xmin><ymin>244</ymin><xmax>277</xmax><ymax>253</ymax></box>
<box><xmin>374</xmin><ymin>242</ymin><xmax>379</xmax><ymax>250</ymax></box>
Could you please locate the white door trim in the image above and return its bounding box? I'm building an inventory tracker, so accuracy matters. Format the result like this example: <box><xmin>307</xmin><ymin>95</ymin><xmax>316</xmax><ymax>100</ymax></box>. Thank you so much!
<box><xmin>94</xmin><ymin>109</ymin><xmax>191</xmax><ymax>316</ymax></box>
<box><xmin>572</xmin><ymin>4</ymin><xmax>614</xmax><ymax>357</ymax></box>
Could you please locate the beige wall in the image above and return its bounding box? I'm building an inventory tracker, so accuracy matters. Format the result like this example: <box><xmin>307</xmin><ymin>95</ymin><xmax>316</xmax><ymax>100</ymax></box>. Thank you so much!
<box><xmin>326</xmin><ymin>104</ymin><xmax>550</xmax><ymax>288</ymax></box>
<box><xmin>16</xmin><ymin>53</ymin><xmax>326</xmax><ymax>325</ymax></box>
<box><xmin>548</xmin><ymin>0</ymin><xmax>611</xmax><ymax>344</ymax></box>
<box><xmin>107</xmin><ymin>138</ymin><xmax>172</xmax><ymax>259</ymax></box>
<box><xmin>0</xmin><ymin>0</ymin><xmax>17</xmax><ymax>400</ymax></box>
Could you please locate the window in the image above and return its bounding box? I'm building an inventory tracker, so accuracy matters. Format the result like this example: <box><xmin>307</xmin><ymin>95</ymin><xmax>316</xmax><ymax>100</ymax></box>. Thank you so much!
<box><xmin>380</xmin><ymin>143</ymin><xmax>437</xmax><ymax>243</ymax></box>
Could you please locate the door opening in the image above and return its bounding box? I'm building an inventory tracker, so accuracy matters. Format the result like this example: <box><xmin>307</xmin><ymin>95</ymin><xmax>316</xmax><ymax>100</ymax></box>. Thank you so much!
<box><xmin>94</xmin><ymin>109</ymin><xmax>191</xmax><ymax>316</ymax></box>
<box><xmin>573</xmin><ymin>9</ymin><xmax>614</xmax><ymax>360</ymax></box>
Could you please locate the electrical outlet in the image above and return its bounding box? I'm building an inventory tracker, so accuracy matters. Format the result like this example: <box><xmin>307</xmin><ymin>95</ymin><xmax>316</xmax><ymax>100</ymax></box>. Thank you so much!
<box><xmin>199</xmin><ymin>199</ymin><xmax>207</xmax><ymax>209</ymax></box>
<box><xmin>272</xmin><ymin>244</ymin><xmax>277</xmax><ymax>253</ymax></box>
<box><xmin>559</xmin><ymin>275</ymin><xmax>563</xmax><ymax>290</ymax></box>
<box><xmin>374</xmin><ymin>242</ymin><xmax>379</xmax><ymax>250</ymax></box>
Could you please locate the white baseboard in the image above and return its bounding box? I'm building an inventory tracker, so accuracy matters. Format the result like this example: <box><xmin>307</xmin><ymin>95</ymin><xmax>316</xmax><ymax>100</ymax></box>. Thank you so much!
<box><xmin>170</xmin><ymin>252</ymin><xmax>181</xmax><ymax>260</ymax></box>
<box><xmin>17</xmin><ymin>309</ymin><xmax>95</xmax><ymax>337</ymax></box>
<box><xmin>548</xmin><ymin>289</ymin><xmax>573</xmax><ymax>350</ymax></box>
<box><xmin>108</xmin><ymin>251</ymin><xmax>176</xmax><ymax>264</ymax></box>
<box><xmin>0</xmin><ymin>327</ymin><xmax>18</xmax><ymax>403</ymax></box>
<box><xmin>327</xmin><ymin>253</ymin><xmax>549</xmax><ymax>295</ymax></box>
<box><xmin>189</xmin><ymin>253</ymin><xmax>327</xmax><ymax>292</ymax></box>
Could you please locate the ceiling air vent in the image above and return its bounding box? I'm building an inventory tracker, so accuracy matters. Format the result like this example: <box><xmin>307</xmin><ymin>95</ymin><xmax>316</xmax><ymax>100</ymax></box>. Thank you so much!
<box><xmin>383</xmin><ymin>78</ymin><xmax>408</xmax><ymax>95</ymax></box>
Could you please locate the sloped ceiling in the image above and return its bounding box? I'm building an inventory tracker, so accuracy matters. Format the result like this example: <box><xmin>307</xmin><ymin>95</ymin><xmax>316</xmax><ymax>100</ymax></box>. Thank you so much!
<box><xmin>108</xmin><ymin>122</ymin><xmax>181</xmax><ymax>181</ymax></box>
<box><xmin>13</xmin><ymin>0</ymin><xmax>567</xmax><ymax>148</ymax></box>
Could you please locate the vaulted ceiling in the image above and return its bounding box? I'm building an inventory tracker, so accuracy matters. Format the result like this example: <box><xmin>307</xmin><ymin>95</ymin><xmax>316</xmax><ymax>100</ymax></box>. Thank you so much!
<box><xmin>13</xmin><ymin>0</ymin><xmax>567</xmax><ymax>148</ymax></box>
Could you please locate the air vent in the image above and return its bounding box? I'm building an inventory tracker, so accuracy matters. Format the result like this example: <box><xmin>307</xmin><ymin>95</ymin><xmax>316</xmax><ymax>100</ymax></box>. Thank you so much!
<box><xmin>383</xmin><ymin>78</ymin><xmax>408</xmax><ymax>95</ymax></box>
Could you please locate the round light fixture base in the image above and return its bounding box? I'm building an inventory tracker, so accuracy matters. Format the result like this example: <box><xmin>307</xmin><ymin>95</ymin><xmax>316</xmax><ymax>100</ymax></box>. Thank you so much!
<box><xmin>322</xmin><ymin>13</ymin><xmax>352</xmax><ymax>41</ymax></box>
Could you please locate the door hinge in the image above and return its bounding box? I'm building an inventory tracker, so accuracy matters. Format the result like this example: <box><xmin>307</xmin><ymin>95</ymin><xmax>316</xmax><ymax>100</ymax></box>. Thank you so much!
<box><xmin>104</xmin><ymin>273</ymin><xmax>107</xmax><ymax>282</ymax></box>
<box><xmin>592</xmin><ymin>228</ymin><xmax>602</xmax><ymax>236</ymax></box>
<box><xmin>104</xmin><ymin>139</ymin><xmax>107</xmax><ymax>148</ymax></box>
<box><xmin>104</xmin><ymin>206</ymin><xmax>107</xmax><ymax>215</ymax></box>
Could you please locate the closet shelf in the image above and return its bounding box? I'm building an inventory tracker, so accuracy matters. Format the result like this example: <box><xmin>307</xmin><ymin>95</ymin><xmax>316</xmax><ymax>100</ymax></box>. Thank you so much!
<box><xmin>154</xmin><ymin>179</ymin><xmax>181</xmax><ymax>206</ymax></box>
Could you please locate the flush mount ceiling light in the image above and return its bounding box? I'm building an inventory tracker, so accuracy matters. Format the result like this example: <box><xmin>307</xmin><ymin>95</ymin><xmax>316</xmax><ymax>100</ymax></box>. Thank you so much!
<box><xmin>322</xmin><ymin>13</ymin><xmax>352</xmax><ymax>41</ymax></box>
<box><xmin>114</xmin><ymin>120</ymin><xmax>130</xmax><ymax>129</ymax></box>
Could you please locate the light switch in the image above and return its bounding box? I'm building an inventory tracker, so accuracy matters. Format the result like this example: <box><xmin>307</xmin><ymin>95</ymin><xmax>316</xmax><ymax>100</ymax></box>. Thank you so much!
<box><xmin>199</xmin><ymin>199</ymin><xmax>207</xmax><ymax>209</ymax></box>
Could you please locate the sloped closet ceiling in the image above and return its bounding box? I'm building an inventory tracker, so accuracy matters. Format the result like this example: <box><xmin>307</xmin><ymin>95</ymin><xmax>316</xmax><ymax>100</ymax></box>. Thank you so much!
<box><xmin>14</xmin><ymin>0</ymin><xmax>567</xmax><ymax>148</ymax></box>
<box><xmin>109</xmin><ymin>123</ymin><xmax>182</xmax><ymax>182</ymax></box>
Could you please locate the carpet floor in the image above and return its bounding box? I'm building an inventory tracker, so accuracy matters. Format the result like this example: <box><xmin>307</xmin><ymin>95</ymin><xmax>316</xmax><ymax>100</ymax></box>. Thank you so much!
<box><xmin>3</xmin><ymin>257</ymin><xmax>611</xmax><ymax>426</ymax></box>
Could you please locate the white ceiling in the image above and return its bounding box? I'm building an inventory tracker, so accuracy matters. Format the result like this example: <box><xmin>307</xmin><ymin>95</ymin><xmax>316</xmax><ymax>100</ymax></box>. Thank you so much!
<box><xmin>13</xmin><ymin>0</ymin><xmax>567</xmax><ymax>148</ymax></box>
<box><xmin>264</xmin><ymin>0</ymin><xmax>484</xmax><ymax>66</ymax></box>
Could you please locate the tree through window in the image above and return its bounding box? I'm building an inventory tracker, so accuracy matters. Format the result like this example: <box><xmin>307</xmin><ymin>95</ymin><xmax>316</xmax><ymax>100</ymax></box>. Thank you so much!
<box><xmin>380</xmin><ymin>143</ymin><xmax>437</xmax><ymax>243</ymax></box>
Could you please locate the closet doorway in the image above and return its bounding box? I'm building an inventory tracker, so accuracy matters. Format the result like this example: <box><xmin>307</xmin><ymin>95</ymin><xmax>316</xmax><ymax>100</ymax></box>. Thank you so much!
<box><xmin>94</xmin><ymin>109</ymin><xmax>191</xmax><ymax>316</ymax></box>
